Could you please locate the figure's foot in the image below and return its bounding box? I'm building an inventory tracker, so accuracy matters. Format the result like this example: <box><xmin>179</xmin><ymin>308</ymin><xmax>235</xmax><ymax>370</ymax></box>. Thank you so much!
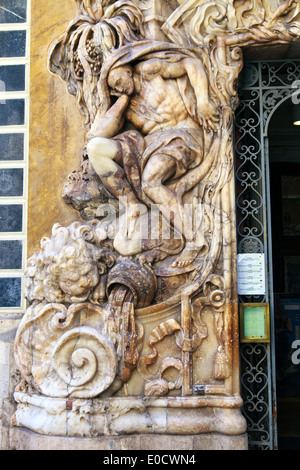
<box><xmin>171</xmin><ymin>243</ymin><xmax>200</xmax><ymax>269</ymax></box>
<box><xmin>139</xmin><ymin>248</ymin><xmax>168</xmax><ymax>265</ymax></box>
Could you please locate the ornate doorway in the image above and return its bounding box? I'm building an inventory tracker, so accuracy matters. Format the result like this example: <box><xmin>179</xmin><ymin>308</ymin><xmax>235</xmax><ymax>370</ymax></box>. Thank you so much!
<box><xmin>235</xmin><ymin>59</ymin><xmax>300</xmax><ymax>450</ymax></box>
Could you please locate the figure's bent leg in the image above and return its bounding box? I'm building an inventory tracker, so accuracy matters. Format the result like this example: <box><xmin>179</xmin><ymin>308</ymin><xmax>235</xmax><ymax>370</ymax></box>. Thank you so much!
<box><xmin>87</xmin><ymin>137</ymin><xmax>147</xmax><ymax>240</ymax></box>
<box><xmin>142</xmin><ymin>154</ymin><xmax>204</xmax><ymax>269</ymax></box>
<box><xmin>142</xmin><ymin>154</ymin><xmax>183</xmax><ymax>232</ymax></box>
<box><xmin>87</xmin><ymin>137</ymin><xmax>136</xmax><ymax>202</ymax></box>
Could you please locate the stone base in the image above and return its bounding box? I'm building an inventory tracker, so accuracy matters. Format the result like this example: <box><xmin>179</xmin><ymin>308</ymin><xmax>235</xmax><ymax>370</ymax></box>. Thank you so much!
<box><xmin>12</xmin><ymin>392</ymin><xmax>247</xmax><ymax>438</ymax></box>
<box><xmin>10</xmin><ymin>427</ymin><xmax>248</xmax><ymax>450</ymax></box>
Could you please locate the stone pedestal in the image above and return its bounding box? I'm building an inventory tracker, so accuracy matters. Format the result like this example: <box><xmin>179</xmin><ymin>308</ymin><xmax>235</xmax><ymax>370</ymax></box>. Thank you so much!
<box><xmin>10</xmin><ymin>427</ymin><xmax>248</xmax><ymax>451</ymax></box>
<box><xmin>12</xmin><ymin>393</ymin><xmax>247</xmax><ymax>437</ymax></box>
<box><xmin>11</xmin><ymin>392</ymin><xmax>247</xmax><ymax>450</ymax></box>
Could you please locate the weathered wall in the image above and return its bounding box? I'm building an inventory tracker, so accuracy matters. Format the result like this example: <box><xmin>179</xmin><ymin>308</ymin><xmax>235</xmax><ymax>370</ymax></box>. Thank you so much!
<box><xmin>0</xmin><ymin>0</ymin><xmax>83</xmax><ymax>450</ymax></box>
<box><xmin>0</xmin><ymin>319</ymin><xmax>21</xmax><ymax>450</ymax></box>
<box><xmin>27</xmin><ymin>0</ymin><xmax>83</xmax><ymax>256</ymax></box>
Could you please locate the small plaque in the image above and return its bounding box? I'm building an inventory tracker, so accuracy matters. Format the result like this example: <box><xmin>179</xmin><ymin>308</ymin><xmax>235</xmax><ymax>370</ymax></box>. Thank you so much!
<box><xmin>240</xmin><ymin>303</ymin><xmax>270</xmax><ymax>343</ymax></box>
<box><xmin>193</xmin><ymin>384</ymin><xmax>205</xmax><ymax>395</ymax></box>
<box><xmin>237</xmin><ymin>253</ymin><xmax>265</xmax><ymax>295</ymax></box>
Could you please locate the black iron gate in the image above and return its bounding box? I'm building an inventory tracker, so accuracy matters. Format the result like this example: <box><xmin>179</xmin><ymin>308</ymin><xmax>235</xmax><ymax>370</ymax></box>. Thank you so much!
<box><xmin>235</xmin><ymin>59</ymin><xmax>300</xmax><ymax>450</ymax></box>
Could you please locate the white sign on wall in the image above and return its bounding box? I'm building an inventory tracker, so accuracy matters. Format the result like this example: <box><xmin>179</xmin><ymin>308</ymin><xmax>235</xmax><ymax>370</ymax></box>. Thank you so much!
<box><xmin>237</xmin><ymin>253</ymin><xmax>266</xmax><ymax>295</ymax></box>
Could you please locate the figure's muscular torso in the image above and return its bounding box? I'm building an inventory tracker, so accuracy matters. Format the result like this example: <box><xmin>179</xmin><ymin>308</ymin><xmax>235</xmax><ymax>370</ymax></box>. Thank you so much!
<box><xmin>125</xmin><ymin>65</ymin><xmax>199</xmax><ymax>135</ymax></box>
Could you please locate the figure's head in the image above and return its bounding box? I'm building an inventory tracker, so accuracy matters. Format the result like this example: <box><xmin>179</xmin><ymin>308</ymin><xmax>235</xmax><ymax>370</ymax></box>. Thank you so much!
<box><xmin>57</xmin><ymin>257</ymin><xmax>99</xmax><ymax>299</ymax></box>
<box><xmin>24</xmin><ymin>221</ymin><xmax>113</xmax><ymax>304</ymax></box>
<box><xmin>108</xmin><ymin>64</ymin><xmax>134</xmax><ymax>96</ymax></box>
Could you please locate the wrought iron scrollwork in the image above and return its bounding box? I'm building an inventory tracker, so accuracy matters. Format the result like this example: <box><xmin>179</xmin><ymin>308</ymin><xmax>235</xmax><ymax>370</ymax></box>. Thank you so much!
<box><xmin>240</xmin><ymin>343</ymin><xmax>271</xmax><ymax>450</ymax></box>
<box><xmin>235</xmin><ymin>60</ymin><xmax>300</xmax><ymax>449</ymax></box>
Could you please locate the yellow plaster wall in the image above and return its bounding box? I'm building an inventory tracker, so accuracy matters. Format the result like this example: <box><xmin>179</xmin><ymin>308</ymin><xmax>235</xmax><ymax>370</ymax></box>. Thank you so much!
<box><xmin>28</xmin><ymin>0</ymin><xmax>84</xmax><ymax>256</ymax></box>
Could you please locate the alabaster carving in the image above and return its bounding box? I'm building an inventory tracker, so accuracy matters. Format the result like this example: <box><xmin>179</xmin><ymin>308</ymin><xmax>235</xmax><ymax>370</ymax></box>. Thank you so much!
<box><xmin>13</xmin><ymin>0</ymin><xmax>300</xmax><ymax>439</ymax></box>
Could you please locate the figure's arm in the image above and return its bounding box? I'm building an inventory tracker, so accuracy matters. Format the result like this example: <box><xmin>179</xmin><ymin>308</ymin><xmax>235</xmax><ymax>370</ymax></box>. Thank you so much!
<box><xmin>179</xmin><ymin>58</ymin><xmax>212</xmax><ymax>116</ymax></box>
<box><xmin>87</xmin><ymin>94</ymin><xmax>130</xmax><ymax>140</ymax></box>
<box><xmin>217</xmin><ymin>23</ymin><xmax>280</xmax><ymax>48</ymax></box>
<box><xmin>177</xmin><ymin>58</ymin><xmax>219</xmax><ymax>128</ymax></box>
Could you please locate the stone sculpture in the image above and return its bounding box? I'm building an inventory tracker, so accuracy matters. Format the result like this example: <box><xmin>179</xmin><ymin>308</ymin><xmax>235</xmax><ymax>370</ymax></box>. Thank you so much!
<box><xmin>12</xmin><ymin>0</ymin><xmax>300</xmax><ymax>445</ymax></box>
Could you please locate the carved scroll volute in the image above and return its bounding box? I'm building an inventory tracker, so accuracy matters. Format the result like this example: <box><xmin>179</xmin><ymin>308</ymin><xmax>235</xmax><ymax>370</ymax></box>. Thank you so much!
<box><xmin>14</xmin><ymin>303</ymin><xmax>119</xmax><ymax>398</ymax></box>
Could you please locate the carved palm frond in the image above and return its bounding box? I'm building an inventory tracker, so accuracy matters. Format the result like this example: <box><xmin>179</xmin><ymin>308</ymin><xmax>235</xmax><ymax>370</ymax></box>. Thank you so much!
<box><xmin>48</xmin><ymin>0</ymin><xmax>144</xmax><ymax>128</ymax></box>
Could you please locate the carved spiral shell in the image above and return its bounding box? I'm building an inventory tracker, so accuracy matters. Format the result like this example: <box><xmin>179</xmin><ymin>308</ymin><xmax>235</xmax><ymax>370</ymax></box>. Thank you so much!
<box><xmin>51</xmin><ymin>326</ymin><xmax>117</xmax><ymax>398</ymax></box>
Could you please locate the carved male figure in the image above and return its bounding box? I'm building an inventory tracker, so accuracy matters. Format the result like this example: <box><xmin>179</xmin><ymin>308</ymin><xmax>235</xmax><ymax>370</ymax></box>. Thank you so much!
<box><xmin>86</xmin><ymin>55</ymin><xmax>219</xmax><ymax>268</ymax></box>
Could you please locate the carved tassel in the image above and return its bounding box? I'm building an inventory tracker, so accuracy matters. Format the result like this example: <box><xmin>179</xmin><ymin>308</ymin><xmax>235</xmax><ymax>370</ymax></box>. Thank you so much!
<box><xmin>213</xmin><ymin>346</ymin><xmax>230</xmax><ymax>380</ymax></box>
